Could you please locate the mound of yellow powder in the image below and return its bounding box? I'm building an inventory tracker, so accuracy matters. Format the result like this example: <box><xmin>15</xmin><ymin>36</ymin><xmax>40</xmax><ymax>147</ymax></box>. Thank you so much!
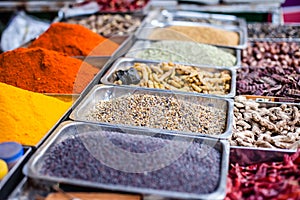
<box><xmin>0</xmin><ymin>83</ymin><xmax>71</xmax><ymax>146</ymax></box>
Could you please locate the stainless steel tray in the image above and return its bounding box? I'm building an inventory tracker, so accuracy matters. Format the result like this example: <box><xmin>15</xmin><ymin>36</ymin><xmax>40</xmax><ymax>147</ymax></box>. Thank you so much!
<box><xmin>100</xmin><ymin>57</ymin><xmax>237</xmax><ymax>98</ymax></box>
<box><xmin>232</xmin><ymin>100</ymin><xmax>300</xmax><ymax>151</ymax></box>
<box><xmin>135</xmin><ymin>20</ymin><xmax>248</xmax><ymax>49</ymax></box>
<box><xmin>230</xmin><ymin>146</ymin><xmax>296</xmax><ymax>165</ymax></box>
<box><xmin>24</xmin><ymin>121</ymin><xmax>230</xmax><ymax>200</ymax></box>
<box><xmin>223</xmin><ymin>0</ymin><xmax>285</xmax><ymax>4</ymax></box>
<box><xmin>155</xmin><ymin>10</ymin><xmax>247</xmax><ymax>28</ymax></box>
<box><xmin>124</xmin><ymin>39</ymin><xmax>241</xmax><ymax>68</ymax></box>
<box><xmin>69</xmin><ymin>85</ymin><xmax>234</xmax><ymax>139</ymax></box>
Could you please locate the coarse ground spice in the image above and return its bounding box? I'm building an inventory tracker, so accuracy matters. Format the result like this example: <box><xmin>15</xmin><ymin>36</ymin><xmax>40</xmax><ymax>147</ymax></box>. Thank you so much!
<box><xmin>149</xmin><ymin>25</ymin><xmax>239</xmax><ymax>46</ymax></box>
<box><xmin>132</xmin><ymin>41</ymin><xmax>236</xmax><ymax>66</ymax></box>
<box><xmin>0</xmin><ymin>83</ymin><xmax>71</xmax><ymax>146</ymax></box>
<box><xmin>0</xmin><ymin>47</ymin><xmax>99</xmax><ymax>94</ymax></box>
<box><xmin>87</xmin><ymin>94</ymin><xmax>226</xmax><ymax>135</ymax></box>
<box><xmin>28</xmin><ymin>22</ymin><xmax>119</xmax><ymax>56</ymax></box>
<box><xmin>41</xmin><ymin>131</ymin><xmax>221</xmax><ymax>194</ymax></box>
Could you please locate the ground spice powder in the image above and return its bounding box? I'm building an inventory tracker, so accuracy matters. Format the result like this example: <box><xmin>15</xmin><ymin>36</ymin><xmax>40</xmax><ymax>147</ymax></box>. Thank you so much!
<box><xmin>0</xmin><ymin>47</ymin><xmax>99</xmax><ymax>93</ymax></box>
<box><xmin>0</xmin><ymin>83</ymin><xmax>71</xmax><ymax>146</ymax></box>
<box><xmin>149</xmin><ymin>25</ymin><xmax>239</xmax><ymax>46</ymax></box>
<box><xmin>28</xmin><ymin>22</ymin><xmax>119</xmax><ymax>56</ymax></box>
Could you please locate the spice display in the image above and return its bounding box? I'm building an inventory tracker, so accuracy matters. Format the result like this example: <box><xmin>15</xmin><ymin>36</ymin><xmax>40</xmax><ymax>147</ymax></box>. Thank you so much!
<box><xmin>173</xmin><ymin>16</ymin><xmax>238</xmax><ymax>26</ymax></box>
<box><xmin>87</xmin><ymin>94</ymin><xmax>226</xmax><ymax>135</ymax></box>
<box><xmin>0</xmin><ymin>83</ymin><xmax>71</xmax><ymax>146</ymax></box>
<box><xmin>28</xmin><ymin>22</ymin><xmax>119</xmax><ymax>56</ymax></box>
<box><xmin>149</xmin><ymin>25</ymin><xmax>239</xmax><ymax>46</ymax></box>
<box><xmin>0</xmin><ymin>47</ymin><xmax>99</xmax><ymax>93</ymax></box>
<box><xmin>238</xmin><ymin>42</ymin><xmax>300</xmax><ymax>97</ymax></box>
<box><xmin>130</xmin><ymin>41</ymin><xmax>237</xmax><ymax>66</ymax></box>
<box><xmin>66</xmin><ymin>14</ymin><xmax>141</xmax><ymax>37</ymax></box>
<box><xmin>112</xmin><ymin>62</ymin><xmax>232</xmax><ymax>95</ymax></box>
<box><xmin>248</xmin><ymin>23</ymin><xmax>300</xmax><ymax>39</ymax></box>
<box><xmin>226</xmin><ymin>149</ymin><xmax>300</xmax><ymax>200</ymax></box>
<box><xmin>94</xmin><ymin>0</ymin><xmax>148</xmax><ymax>12</ymax></box>
<box><xmin>231</xmin><ymin>96</ymin><xmax>300</xmax><ymax>149</ymax></box>
<box><xmin>41</xmin><ymin>131</ymin><xmax>221</xmax><ymax>194</ymax></box>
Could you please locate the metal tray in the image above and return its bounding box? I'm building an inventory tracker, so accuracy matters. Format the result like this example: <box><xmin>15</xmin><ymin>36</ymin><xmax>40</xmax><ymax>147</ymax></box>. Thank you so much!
<box><xmin>223</xmin><ymin>0</ymin><xmax>285</xmax><ymax>4</ymax></box>
<box><xmin>24</xmin><ymin>121</ymin><xmax>230</xmax><ymax>200</ymax></box>
<box><xmin>100</xmin><ymin>57</ymin><xmax>237</xmax><ymax>98</ymax></box>
<box><xmin>230</xmin><ymin>146</ymin><xmax>296</xmax><ymax>165</ymax></box>
<box><xmin>232</xmin><ymin>100</ymin><xmax>300</xmax><ymax>151</ymax></box>
<box><xmin>135</xmin><ymin>20</ymin><xmax>248</xmax><ymax>49</ymax></box>
<box><xmin>154</xmin><ymin>10</ymin><xmax>247</xmax><ymax>28</ymax></box>
<box><xmin>69</xmin><ymin>85</ymin><xmax>234</xmax><ymax>139</ymax></box>
<box><xmin>0</xmin><ymin>146</ymin><xmax>33</xmax><ymax>199</ymax></box>
<box><xmin>124</xmin><ymin>39</ymin><xmax>242</xmax><ymax>68</ymax></box>
<box><xmin>177</xmin><ymin>0</ymin><xmax>220</xmax><ymax>5</ymax></box>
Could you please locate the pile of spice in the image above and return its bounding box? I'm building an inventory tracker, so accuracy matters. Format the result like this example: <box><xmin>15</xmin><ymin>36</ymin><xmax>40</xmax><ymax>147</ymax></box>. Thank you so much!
<box><xmin>94</xmin><ymin>0</ymin><xmax>148</xmax><ymax>12</ymax></box>
<box><xmin>238</xmin><ymin>41</ymin><xmax>300</xmax><ymax>97</ymax></box>
<box><xmin>129</xmin><ymin>41</ymin><xmax>236</xmax><ymax>66</ymax></box>
<box><xmin>28</xmin><ymin>22</ymin><xmax>119</xmax><ymax>56</ymax></box>
<box><xmin>149</xmin><ymin>25</ymin><xmax>239</xmax><ymax>46</ymax></box>
<box><xmin>226</xmin><ymin>149</ymin><xmax>300</xmax><ymax>200</ymax></box>
<box><xmin>86</xmin><ymin>94</ymin><xmax>226</xmax><ymax>135</ymax></box>
<box><xmin>0</xmin><ymin>47</ymin><xmax>98</xmax><ymax>93</ymax></box>
<box><xmin>67</xmin><ymin>14</ymin><xmax>141</xmax><ymax>37</ymax></box>
<box><xmin>232</xmin><ymin>96</ymin><xmax>300</xmax><ymax>149</ymax></box>
<box><xmin>248</xmin><ymin>23</ymin><xmax>300</xmax><ymax>39</ymax></box>
<box><xmin>41</xmin><ymin>131</ymin><xmax>221</xmax><ymax>194</ymax></box>
<box><xmin>0</xmin><ymin>83</ymin><xmax>71</xmax><ymax>146</ymax></box>
<box><xmin>112</xmin><ymin>62</ymin><xmax>232</xmax><ymax>95</ymax></box>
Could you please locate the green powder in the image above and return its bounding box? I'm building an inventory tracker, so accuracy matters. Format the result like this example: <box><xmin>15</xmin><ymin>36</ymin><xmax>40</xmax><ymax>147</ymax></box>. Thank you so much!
<box><xmin>132</xmin><ymin>41</ymin><xmax>237</xmax><ymax>67</ymax></box>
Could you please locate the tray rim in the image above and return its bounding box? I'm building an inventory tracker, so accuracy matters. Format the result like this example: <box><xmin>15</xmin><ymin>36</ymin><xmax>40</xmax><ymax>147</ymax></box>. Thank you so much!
<box><xmin>24</xmin><ymin>120</ymin><xmax>230</xmax><ymax>200</ymax></box>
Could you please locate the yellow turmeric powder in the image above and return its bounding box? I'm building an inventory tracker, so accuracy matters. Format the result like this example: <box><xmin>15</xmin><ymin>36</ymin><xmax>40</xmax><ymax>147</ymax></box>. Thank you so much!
<box><xmin>0</xmin><ymin>83</ymin><xmax>71</xmax><ymax>146</ymax></box>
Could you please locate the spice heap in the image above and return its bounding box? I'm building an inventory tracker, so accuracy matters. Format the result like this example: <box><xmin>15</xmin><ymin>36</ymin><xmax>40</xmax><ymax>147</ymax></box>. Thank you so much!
<box><xmin>130</xmin><ymin>41</ymin><xmax>237</xmax><ymax>66</ymax></box>
<box><xmin>173</xmin><ymin>16</ymin><xmax>238</xmax><ymax>26</ymax></box>
<box><xmin>226</xmin><ymin>149</ymin><xmax>300</xmax><ymax>200</ymax></box>
<box><xmin>149</xmin><ymin>25</ymin><xmax>239</xmax><ymax>46</ymax></box>
<box><xmin>238</xmin><ymin>41</ymin><xmax>300</xmax><ymax>97</ymax></box>
<box><xmin>87</xmin><ymin>94</ymin><xmax>226</xmax><ymax>135</ymax></box>
<box><xmin>41</xmin><ymin>131</ymin><xmax>221</xmax><ymax>194</ymax></box>
<box><xmin>28</xmin><ymin>22</ymin><xmax>119</xmax><ymax>56</ymax></box>
<box><xmin>248</xmin><ymin>23</ymin><xmax>300</xmax><ymax>39</ymax></box>
<box><xmin>112</xmin><ymin>62</ymin><xmax>232</xmax><ymax>95</ymax></box>
<box><xmin>0</xmin><ymin>47</ymin><xmax>98</xmax><ymax>93</ymax></box>
<box><xmin>67</xmin><ymin>14</ymin><xmax>141</xmax><ymax>37</ymax></box>
<box><xmin>95</xmin><ymin>0</ymin><xmax>148</xmax><ymax>12</ymax></box>
<box><xmin>0</xmin><ymin>83</ymin><xmax>71</xmax><ymax>146</ymax></box>
<box><xmin>232</xmin><ymin>96</ymin><xmax>300</xmax><ymax>149</ymax></box>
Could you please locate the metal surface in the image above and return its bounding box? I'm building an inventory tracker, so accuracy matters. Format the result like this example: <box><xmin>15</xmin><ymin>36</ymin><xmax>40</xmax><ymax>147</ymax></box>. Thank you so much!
<box><xmin>0</xmin><ymin>147</ymin><xmax>33</xmax><ymax>199</ymax></box>
<box><xmin>69</xmin><ymin>85</ymin><xmax>234</xmax><ymax>139</ymax></box>
<box><xmin>230</xmin><ymin>146</ymin><xmax>296</xmax><ymax>165</ymax></box>
<box><xmin>100</xmin><ymin>57</ymin><xmax>237</xmax><ymax>98</ymax></box>
<box><xmin>135</xmin><ymin>20</ymin><xmax>247</xmax><ymax>49</ymax></box>
<box><xmin>124</xmin><ymin>39</ymin><xmax>242</xmax><ymax>68</ymax></box>
<box><xmin>223</xmin><ymin>0</ymin><xmax>285</xmax><ymax>4</ymax></box>
<box><xmin>154</xmin><ymin>10</ymin><xmax>247</xmax><ymax>28</ymax></box>
<box><xmin>24</xmin><ymin>121</ymin><xmax>230</xmax><ymax>200</ymax></box>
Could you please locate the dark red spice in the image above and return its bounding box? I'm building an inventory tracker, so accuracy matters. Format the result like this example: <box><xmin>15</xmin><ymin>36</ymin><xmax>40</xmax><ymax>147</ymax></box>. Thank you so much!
<box><xmin>226</xmin><ymin>149</ymin><xmax>300</xmax><ymax>200</ymax></box>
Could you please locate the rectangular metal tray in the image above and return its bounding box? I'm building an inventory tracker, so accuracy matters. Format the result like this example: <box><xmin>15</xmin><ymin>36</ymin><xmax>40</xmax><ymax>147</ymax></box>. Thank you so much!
<box><xmin>124</xmin><ymin>39</ymin><xmax>241</xmax><ymax>68</ymax></box>
<box><xmin>223</xmin><ymin>0</ymin><xmax>285</xmax><ymax>4</ymax></box>
<box><xmin>230</xmin><ymin>146</ymin><xmax>296</xmax><ymax>165</ymax></box>
<box><xmin>135</xmin><ymin>20</ymin><xmax>248</xmax><ymax>49</ymax></box>
<box><xmin>24</xmin><ymin>121</ymin><xmax>230</xmax><ymax>200</ymax></box>
<box><xmin>100</xmin><ymin>57</ymin><xmax>237</xmax><ymax>98</ymax></box>
<box><xmin>0</xmin><ymin>146</ymin><xmax>33</xmax><ymax>199</ymax></box>
<box><xmin>232</xmin><ymin>99</ymin><xmax>300</xmax><ymax>151</ymax></box>
<box><xmin>155</xmin><ymin>10</ymin><xmax>247</xmax><ymax>28</ymax></box>
<box><xmin>69</xmin><ymin>85</ymin><xmax>234</xmax><ymax>139</ymax></box>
